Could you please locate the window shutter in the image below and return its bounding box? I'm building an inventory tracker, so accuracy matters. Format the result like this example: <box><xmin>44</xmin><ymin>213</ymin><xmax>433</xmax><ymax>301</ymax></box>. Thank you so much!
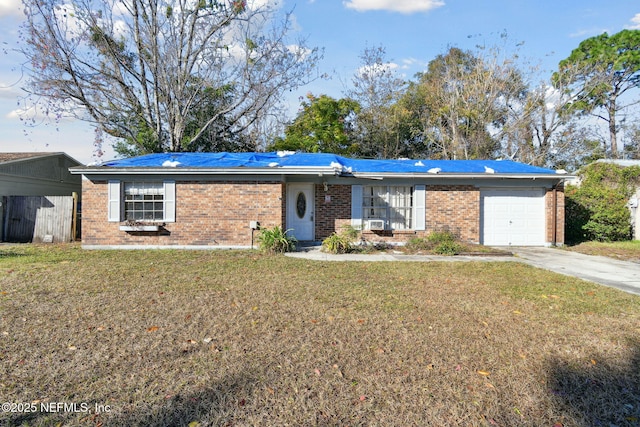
<box><xmin>163</xmin><ymin>181</ymin><xmax>176</xmax><ymax>222</ymax></box>
<box><xmin>351</xmin><ymin>185</ymin><xmax>363</xmax><ymax>228</ymax></box>
<box><xmin>107</xmin><ymin>180</ymin><xmax>121</xmax><ymax>222</ymax></box>
<box><xmin>414</xmin><ymin>185</ymin><xmax>426</xmax><ymax>231</ymax></box>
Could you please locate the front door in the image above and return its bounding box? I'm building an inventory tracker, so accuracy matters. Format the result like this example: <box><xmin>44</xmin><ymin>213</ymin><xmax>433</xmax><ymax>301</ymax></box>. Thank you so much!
<box><xmin>287</xmin><ymin>184</ymin><xmax>315</xmax><ymax>241</ymax></box>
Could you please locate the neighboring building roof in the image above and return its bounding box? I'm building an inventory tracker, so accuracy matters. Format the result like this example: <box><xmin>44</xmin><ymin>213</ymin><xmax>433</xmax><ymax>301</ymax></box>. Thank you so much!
<box><xmin>73</xmin><ymin>152</ymin><xmax>567</xmax><ymax>179</ymax></box>
<box><xmin>596</xmin><ymin>159</ymin><xmax>640</xmax><ymax>167</ymax></box>
<box><xmin>0</xmin><ymin>152</ymin><xmax>58</xmax><ymax>163</ymax></box>
<box><xmin>0</xmin><ymin>152</ymin><xmax>82</xmax><ymax>165</ymax></box>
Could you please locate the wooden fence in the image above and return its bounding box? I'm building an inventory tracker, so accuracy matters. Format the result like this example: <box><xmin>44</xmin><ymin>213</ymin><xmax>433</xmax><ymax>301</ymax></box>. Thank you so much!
<box><xmin>2</xmin><ymin>195</ymin><xmax>77</xmax><ymax>243</ymax></box>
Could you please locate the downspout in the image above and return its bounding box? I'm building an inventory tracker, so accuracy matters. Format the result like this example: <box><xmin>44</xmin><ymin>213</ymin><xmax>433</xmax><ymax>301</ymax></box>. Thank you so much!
<box><xmin>552</xmin><ymin>184</ymin><xmax>558</xmax><ymax>246</ymax></box>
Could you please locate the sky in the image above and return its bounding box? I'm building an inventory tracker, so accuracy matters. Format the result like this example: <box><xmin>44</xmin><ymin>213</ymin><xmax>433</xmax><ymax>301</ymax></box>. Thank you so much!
<box><xmin>0</xmin><ymin>0</ymin><xmax>639</xmax><ymax>164</ymax></box>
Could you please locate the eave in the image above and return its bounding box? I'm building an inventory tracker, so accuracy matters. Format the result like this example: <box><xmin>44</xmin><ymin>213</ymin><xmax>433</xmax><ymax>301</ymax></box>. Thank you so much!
<box><xmin>69</xmin><ymin>166</ymin><xmax>571</xmax><ymax>181</ymax></box>
<box><xmin>69</xmin><ymin>166</ymin><xmax>337</xmax><ymax>176</ymax></box>
<box><xmin>351</xmin><ymin>172</ymin><xmax>570</xmax><ymax>180</ymax></box>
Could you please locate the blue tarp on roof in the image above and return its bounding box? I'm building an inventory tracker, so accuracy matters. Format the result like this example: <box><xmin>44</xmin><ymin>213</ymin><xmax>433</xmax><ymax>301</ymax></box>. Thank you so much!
<box><xmin>101</xmin><ymin>152</ymin><xmax>558</xmax><ymax>175</ymax></box>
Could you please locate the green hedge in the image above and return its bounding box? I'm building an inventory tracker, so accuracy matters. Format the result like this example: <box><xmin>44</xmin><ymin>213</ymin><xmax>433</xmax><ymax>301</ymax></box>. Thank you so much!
<box><xmin>566</xmin><ymin>162</ymin><xmax>640</xmax><ymax>243</ymax></box>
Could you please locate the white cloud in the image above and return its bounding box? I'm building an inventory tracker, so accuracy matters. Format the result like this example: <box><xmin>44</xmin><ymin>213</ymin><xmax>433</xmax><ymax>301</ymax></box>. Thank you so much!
<box><xmin>246</xmin><ymin>0</ymin><xmax>281</xmax><ymax>12</ymax></box>
<box><xmin>343</xmin><ymin>0</ymin><xmax>444</xmax><ymax>14</ymax></box>
<box><xmin>5</xmin><ymin>98</ymin><xmax>83</xmax><ymax>123</ymax></box>
<box><xmin>356</xmin><ymin>62</ymin><xmax>399</xmax><ymax>78</ymax></box>
<box><xmin>287</xmin><ymin>44</ymin><xmax>312</xmax><ymax>60</ymax></box>
<box><xmin>626</xmin><ymin>13</ymin><xmax>640</xmax><ymax>30</ymax></box>
<box><xmin>400</xmin><ymin>57</ymin><xmax>428</xmax><ymax>70</ymax></box>
<box><xmin>6</xmin><ymin>105</ymin><xmax>63</xmax><ymax>122</ymax></box>
<box><xmin>569</xmin><ymin>28</ymin><xmax>609</xmax><ymax>38</ymax></box>
<box><xmin>0</xmin><ymin>0</ymin><xmax>22</xmax><ymax>17</ymax></box>
<box><xmin>0</xmin><ymin>83</ymin><xmax>21</xmax><ymax>100</ymax></box>
<box><xmin>113</xmin><ymin>19</ymin><xmax>128</xmax><ymax>39</ymax></box>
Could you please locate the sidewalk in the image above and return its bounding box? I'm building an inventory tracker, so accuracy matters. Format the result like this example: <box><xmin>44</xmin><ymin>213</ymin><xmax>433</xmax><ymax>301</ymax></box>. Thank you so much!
<box><xmin>286</xmin><ymin>245</ymin><xmax>518</xmax><ymax>263</ymax></box>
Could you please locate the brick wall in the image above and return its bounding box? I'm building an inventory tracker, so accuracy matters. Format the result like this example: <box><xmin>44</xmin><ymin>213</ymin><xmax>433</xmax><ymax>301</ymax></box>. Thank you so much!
<box><xmin>425</xmin><ymin>185</ymin><xmax>480</xmax><ymax>243</ymax></box>
<box><xmin>314</xmin><ymin>184</ymin><xmax>482</xmax><ymax>244</ymax></box>
<box><xmin>315</xmin><ymin>184</ymin><xmax>352</xmax><ymax>240</ymax></box>
<box><xmin>81</xmin><ymin>179</ymin><xmax>284</xmax><ymax>247</ymax></box>
<box><xmin>82</xmin><ymin>179</ymin><xmax>564</xmax><ymax>247</ymax></box>
<box><xmin>545</xmin><ymin>184</ymin><xmax>565</xmax><ymax>245</ymax></box>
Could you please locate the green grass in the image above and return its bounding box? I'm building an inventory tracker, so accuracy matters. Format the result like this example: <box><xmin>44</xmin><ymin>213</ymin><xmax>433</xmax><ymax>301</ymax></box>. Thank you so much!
<box><xmin>566</xmin><ymin>240</ymin><xmax>640</xmax><ymax>261</ymax></box>
<box><xmin>0</xmin><ymin>244</ymin><xmax>639</xmax><ymax>426</ymax></box>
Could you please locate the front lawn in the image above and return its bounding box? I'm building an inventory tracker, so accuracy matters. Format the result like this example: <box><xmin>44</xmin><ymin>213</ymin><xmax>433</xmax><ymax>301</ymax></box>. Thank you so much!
<box><xmin>566</xmin><ymin>240</ymin><xmax>640</xmax><ymax>262</ymax></box>
<box><xmin>1</xmin><ymin>245</ymin><xmax>638</xmax><ymax>426</ymax></box>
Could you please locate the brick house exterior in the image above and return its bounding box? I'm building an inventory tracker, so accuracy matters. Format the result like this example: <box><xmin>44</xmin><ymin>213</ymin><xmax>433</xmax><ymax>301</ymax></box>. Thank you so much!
<box><xmin>72</xmin><ymin>152</ymin><xmax>568</xmax><ymax>249</ymax></box>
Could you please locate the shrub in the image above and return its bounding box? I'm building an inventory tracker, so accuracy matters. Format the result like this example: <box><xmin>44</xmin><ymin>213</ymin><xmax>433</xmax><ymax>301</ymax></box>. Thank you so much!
<box><xmin>257</xmin><ymin>226</ymin><xmax>297</xmax><ymax>253</ymax></box>
<box><xmin>322</xmin><ymin>232</ymin><xmax>352</xmax><ymax>254</ymax></box>
<box><xmin>406</xmin><ymin>231</ymin><xmax>465</xmax><ymax>254</ymax></box>
<box><xmin>426</xmin><ymin>229</ymin><xmax>457</xmax><ymax>244</ymax></box>
<box><xmin>566</xmin><ymin>162</ymin><xmax>640</xmax><ymax>243</ymax></box>
<box><xmin>434</xmin><ymin>240</ymin><xmax>463</xmax><ymax>255</ymax></box>
<box><xmin>405</xmin><ymin>237</ymin><xmax>433</xmax><ymax>252</ymax></box>
<box><xmin>339</xmin><ymin>224</ymin><xmax>361</xmax><ymax>240</ymax></box>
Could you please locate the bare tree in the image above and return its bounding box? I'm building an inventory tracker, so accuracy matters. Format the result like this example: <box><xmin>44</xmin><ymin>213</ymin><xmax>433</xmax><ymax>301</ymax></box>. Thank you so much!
<box><xmin>20</xmin><ymin>0</ymin><xmax>322</xmax><ymax>153</ymax></box>
<box><xmin>404</xmin><ymin>45</ymin><xmax>523</xmax><ymax>160</ymax></box>
<box><xmin>499</xmin><ymin>61</ymin><xmax>610</xmax><ymax>169</ymax></box>
<box><xmin>346</xmin><ymin>45</ymin><xmax>408</xmax><ymax>158</ymax></box>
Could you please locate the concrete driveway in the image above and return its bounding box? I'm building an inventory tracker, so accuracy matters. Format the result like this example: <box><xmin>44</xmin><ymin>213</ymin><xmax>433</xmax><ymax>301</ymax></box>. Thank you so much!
<box><xmin>510</xmin><ymin>247</ymin><xmax>640</xmax><ymax>297</ymax></box>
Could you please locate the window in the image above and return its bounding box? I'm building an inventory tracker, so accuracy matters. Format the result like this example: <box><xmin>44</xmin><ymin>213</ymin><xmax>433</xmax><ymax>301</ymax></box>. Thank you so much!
<box><xmin>124</xmin><ymin>182</ymin><xmax>164</xmax><ymax>221</ymax></box>
<box><xmin>362</xmin><ymin>185</ymin><xmax>413</xmax><ymax>230</ymax></box>
<box><xmin>107</xmin><ymin>180</ymin><xmax>175</xmax><ymax>223</ymax></box>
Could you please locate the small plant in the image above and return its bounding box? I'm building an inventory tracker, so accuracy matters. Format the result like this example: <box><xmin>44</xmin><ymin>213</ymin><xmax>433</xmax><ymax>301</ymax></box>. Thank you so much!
<box><xmin>340</xmin><ymin>224</ymin><xmax>361</xmax><ymax>240</ymax></box>
<box><xmin>257</xmin><ymin>226</ymin><xmax>297</xmax><ymax>253</ymax></box>
<box><xmin>322</xmin><ymin>232</ymin><xmax>352</xmax><ymax>254</ymax></box>
<box><xmin>426</xmin><ymin>229</ymin><xmax>457</xmax><ymax>244</ymax></box>
<box><xmin>405</xmin><ymin>237</ymin><xmax>433</xmax><ymax>252</ymax></box>
<box><xmin>434</xmin><ymin>240</ymin><xmax>463</xmax><ymax>256</ymax></box>
<box><xmin>373</xmin><ymin>241</ymin><xmax>392</xmax><ymax>251</ymax></box>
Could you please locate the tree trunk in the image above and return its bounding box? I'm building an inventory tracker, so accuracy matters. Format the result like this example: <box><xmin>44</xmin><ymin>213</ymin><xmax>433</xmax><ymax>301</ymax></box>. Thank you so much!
<box><xmin>609</xmin><ymin>103</ymin><xmax>618</xmax><ymax>157</ymax></box>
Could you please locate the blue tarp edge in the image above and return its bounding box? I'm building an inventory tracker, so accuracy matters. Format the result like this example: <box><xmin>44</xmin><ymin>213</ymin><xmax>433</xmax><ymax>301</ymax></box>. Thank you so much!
<box><xmin>100</xmin><ymin>152</ymin><xmax>558</xmax><ymax>174</ymax></box>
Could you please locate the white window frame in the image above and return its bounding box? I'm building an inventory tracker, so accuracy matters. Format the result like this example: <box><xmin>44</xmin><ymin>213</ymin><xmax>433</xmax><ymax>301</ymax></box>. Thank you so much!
<box><xmin>352</xmin><ymin>184</ymin><xmax>425</xmax><ymax>231</ymax></box>
<box><xmin>107</xmin><ymin>180</ymin><xmax>175</xmax><ymax>223</ymax></box>
<box><xmin>124</xmin><ymin>182</ymin><xmax>165</xmax><ymax>222</ymax></box>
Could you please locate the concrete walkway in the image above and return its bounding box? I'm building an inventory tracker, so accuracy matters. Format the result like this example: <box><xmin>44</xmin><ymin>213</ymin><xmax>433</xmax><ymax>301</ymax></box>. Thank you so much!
<box><xmin>510</xmin><ymin>247</ymin><xmax>640</xmax><ymax>297</ymax></box>
<box><xmin>286</xmin><ymin>246</ymin><xmax>640</xmax><ymax>297</ymax></box>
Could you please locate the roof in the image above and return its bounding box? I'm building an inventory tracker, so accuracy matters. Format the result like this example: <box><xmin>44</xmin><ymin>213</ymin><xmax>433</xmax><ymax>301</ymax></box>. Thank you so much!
<box><xmin>595</xmin><ymin>159</ymin><xmax>640</xmax><ymax>167</ymax></box>
<box><xmin>72</xmin><ymin>151</ymin><xmax>567</xmax><ymax>178</ymax></box>
<box><xmin>0</xmin><ymin>152</ymin><xmax>82</xmax><ymax>165</ymax></box>
<box><xmin>0</xmin><ymin>152</ymin><xmax>59</xmax><ymax>163</ymax></box>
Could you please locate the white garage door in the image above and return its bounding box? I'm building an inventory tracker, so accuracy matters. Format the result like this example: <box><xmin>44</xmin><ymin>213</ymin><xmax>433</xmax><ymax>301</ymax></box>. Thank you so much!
<box><xmin>481</xmin><ymin>189</ymin><xmax>546</xmax><ymax>246</ymax></box>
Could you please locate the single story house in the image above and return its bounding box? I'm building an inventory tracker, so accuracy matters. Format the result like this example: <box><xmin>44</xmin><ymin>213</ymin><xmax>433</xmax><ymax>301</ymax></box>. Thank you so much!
<box><xmin>70</xmin><ymin>151</ymin><xmax>568</xmax><ymax>249</ymax></box>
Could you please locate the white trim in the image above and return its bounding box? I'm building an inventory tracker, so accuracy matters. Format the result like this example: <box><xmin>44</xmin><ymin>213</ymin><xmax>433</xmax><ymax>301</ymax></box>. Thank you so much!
<box><xmin>351</xmin><ymin>185</ymin><xmax>363</xmax><ymax>228</ymax></box>
<box><xmin>352</xmin><ymin>173</ymin><xmax>566</xmax><ymax>180</ymax></box>
<box><xmin>107</xmin><ymin>180</ymin><xmax>121</xmax><ymax>222</ymax></box>
<box><xmin>119</xmin><ymin>225</ymin><xmax>160</xmax><ymax>232</ymax></box>
<box><xmin>414</xmin><ymin>185</ymin><xmax>426</xmax><ymax>231</ymax></box>
<box><xmin>70</xmin><ymin>166</ymin><xmax>337</xmax><ymax>175</ymax></box>
<box><xmin>163</xmin><ymin>180</ymin><xmax>176</xmax><ymax>222</ymax></box>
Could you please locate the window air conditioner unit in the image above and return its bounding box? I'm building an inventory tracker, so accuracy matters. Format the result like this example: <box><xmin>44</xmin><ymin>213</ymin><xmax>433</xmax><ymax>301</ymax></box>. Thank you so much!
<box><xmin>367</xmin><ymin>219</ymin><xmax>385</xmax><ymax>230</ymax></box>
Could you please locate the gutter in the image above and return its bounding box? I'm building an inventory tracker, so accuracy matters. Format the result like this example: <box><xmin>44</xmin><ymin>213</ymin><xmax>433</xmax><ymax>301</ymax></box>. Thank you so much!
<box><xmin>69</xmin><ymin>166</ymin><xmax>337</xmax><ymax>176</ymax></box>
<box><xmin>69</xmin><ymin>167</ymin><xmax>573</xmax><ymax>181</ymax></box>
<box><xmin>351</xmin><ymin>172</ymin><xmax>572</xmax><ymax>180</ymax></box>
